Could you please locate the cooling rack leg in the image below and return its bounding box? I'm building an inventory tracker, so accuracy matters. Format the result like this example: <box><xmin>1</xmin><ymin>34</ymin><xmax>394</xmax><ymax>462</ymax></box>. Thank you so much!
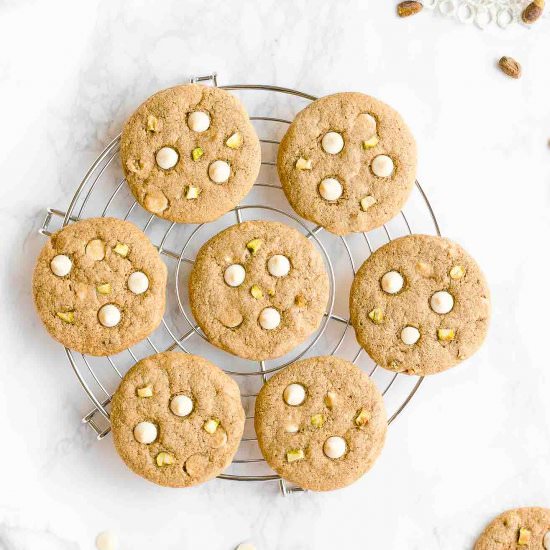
<box><xmin>279</xmin><ymin>479</ymin><xmax>306</xmax><ymax>496</ymax></box>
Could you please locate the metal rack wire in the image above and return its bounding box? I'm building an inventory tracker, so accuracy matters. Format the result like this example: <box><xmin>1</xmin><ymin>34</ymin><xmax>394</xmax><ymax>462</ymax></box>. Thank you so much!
<box><xmin>38</xmin><ymin>73</ymin><xmax>440</xmax><ymax>495</ymax></box>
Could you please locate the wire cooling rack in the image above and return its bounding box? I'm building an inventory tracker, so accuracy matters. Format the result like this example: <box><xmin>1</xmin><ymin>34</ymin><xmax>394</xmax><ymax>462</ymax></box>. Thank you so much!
<box><xmin>38</xmin><ymin>73</ymin><xmax>441</xmax><ymax>495</ymax></box>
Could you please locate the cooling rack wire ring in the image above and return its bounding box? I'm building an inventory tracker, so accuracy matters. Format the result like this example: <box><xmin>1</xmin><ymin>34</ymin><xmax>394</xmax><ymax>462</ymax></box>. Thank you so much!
<box><xmin>38</xmin><ymin>73</ymin><xmax>441</xmax><ymax>495</ymax></box>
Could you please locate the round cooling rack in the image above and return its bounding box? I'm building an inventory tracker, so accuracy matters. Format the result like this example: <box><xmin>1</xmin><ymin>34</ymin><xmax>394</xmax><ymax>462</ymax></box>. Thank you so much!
<box><xmin>38</xmin><ymin>73</ymin><xmax>441</xmax><ymax>495</ymax></box>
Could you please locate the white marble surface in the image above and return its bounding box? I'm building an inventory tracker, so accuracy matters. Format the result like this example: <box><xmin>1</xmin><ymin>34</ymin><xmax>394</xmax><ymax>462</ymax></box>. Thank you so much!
<box><xmin>1</xmin><ymin>1</ymin><xmax>550</xmax><ymax>549</ymax></box>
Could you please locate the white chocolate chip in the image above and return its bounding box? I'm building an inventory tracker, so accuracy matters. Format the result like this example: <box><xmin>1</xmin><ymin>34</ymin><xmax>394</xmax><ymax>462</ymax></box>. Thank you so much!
<box><xmin>283</xmin><ymin>383</ymin><xmax>306</xmax><ymax>406</ymax></box>
<box><xmin>381</xmin><ymin>271</ymin><xmax>404</xmax><ymax>294</ymax></box>
<box><xmin>371</xmin><ymin>154</ymin><xmax>395</xmax><ymax>177</ymax></box>
<box><xmin>208</xmin><ymin>160</ymin><xmax>230</xmax><ymax>183</ymax></box>
<box><xmin>156</xmin><ymin>147</ymin><xmax>179</xmax><ymax>170</ymax></box>
<box><xmin>323</xmin><ymin>436</ymin><xmax>347</xmax><ymax>459</ymax></box>
<box><xmin>259</xmin><ymin>307</ymin><xmax>280</xmax><ymax>330</ymax></box>
<box><xmin>430</xmin><ymin>290</ymin><xmax>454</xmax><ymax>314</ymax></box>
<box><xmin>318</xmin><ymin>178</ymin><xmax>343</xmax><ymax>201</ymax></box>
<box><xmin>267</xmin><ymin>254</ymin><xmax>291</xmax><ymax>277</ymax></box>
<box><xmin>170</xmin><ymin>395</ymin><xmax>193</xmax><ymax>417</ymax></box>
<box><xmin>127</xmin><ymin>271</ymin><xmax>149</xmax><ymax>295</ymax></box>
<box><xmin>224</xmin><ymin>264</ymin><xmax>245</xmax><ymax>287</ymax></box>
<box><xmin>285</xmin><ymin>423</ymin><xmax>299</xmax><ymax>433</ymax></box>
<box><xmin>321</xmin><ymin>131</ymin><xmax>344</xmax><ymax>154</ymax></box>
<box><xmin>188</xmin><ymin>111</ymin><xmax>210</xmax><ymax>132</ymax></box>
<box><xmin>236</xmin><ymin>543</ymin><xmax>256</xmax><ymax>550</ymax></box>
<box><xmin>133</xmin><ymin>421</ymin><xmax>157</xmax><ymax>444</ymax></box>
<box><xmin>401</xmin><ymin>326</ymin><xmax>420</xmax><ymax>345</ymax></box>
<box><xmin>543</xmin><ymin>531</ymin><xmax>550</xmax><ymax>550</ymax></box>
<box><xmin>95</xmin><ymin>531</ymin><xmax>119</xmax><ymax>550</ymax></box>
<box><xmin>97</xmin><ymin>304</ymin><xmax>121</xmax><ymax>327</ymax></box>
<box><xmin>50</xmin><ymin>255</ymin><xmax>72</xmax><ymax>277</ymax></box>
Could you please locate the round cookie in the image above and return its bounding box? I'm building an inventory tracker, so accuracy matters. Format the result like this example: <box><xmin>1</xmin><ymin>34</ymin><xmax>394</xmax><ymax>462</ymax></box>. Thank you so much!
<box><xmin>120</xmin><ymin>84</ymin><xmax>261</xmax><ymax>224</ymax></box>
<box><xmin>349</xmin><ymin>234</ymin><xmax>490</xmax><ymax>376</ymax></box>
<box><xmin>277</xmin><ymin>92</ymin><xmax>417</xmax><ymax>236</ymax></box>
<box><xmin>475</xmin><ymin>507</ymin><xmax>550</xmax><ymax>549</ymax></box>
<box><xmin>188</xmin><ymin>221</ymin><xmax>330</xmax><ymax>361</ymax></box>
<box><xmin>32</xmin><ymin>217</ymin><xmax>167</xmax><ymax>356</ymax></box>
<box><xmin>110</xmin><ymin>352</ymin><xmax>245</xmax><ymax>488</ymax></box>
<box><xmin>254</xmin><ymin>356</ymin><xmax>387</xmax><ymax>491</ymax></box>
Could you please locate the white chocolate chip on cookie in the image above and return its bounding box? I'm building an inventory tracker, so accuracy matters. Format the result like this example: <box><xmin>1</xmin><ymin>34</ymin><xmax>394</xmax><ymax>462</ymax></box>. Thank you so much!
<box><xmin>50</xmin><ymin>255</ymin><xmax>72</xmax><ymax>277</ymax></box>
<box><xmin>98</xmin><ymin>304</ymin><xmax>121</xmax><ymax>327</ymax></box>
<box><xmin>208</xmin><ymin>160</ymin><xmax>231</xmax><ymax>183</ymax></box>
<box><xmin>224</xmin><ymin>264</ymin><xmax>245</xmax><ymax>287</ymax></box>
<box><xmin>259</xmin><ymin>307</ymin><xmax>280</xmax><ymax>330</ymax></box>
<box><xmin>401</xmin><ymin>326</ymin><xmax>420</xmax><ymax>345</ymax></box>
<box><xmin>285</xmin><ymin>423</ymin><xmax>299</xmax><ymax>433</ymax></box>
<box><xmin>187</xmin><ymin>111</ymin><xmax>210</xmax><ymax>132</ymax></box>
<box><xmin>321</xmin><ymin>131</ymin><xmax>344</xmax><ymax>154</ymax></box>
<box><xmin>381</xmin><ymin>270</ymin><xmax>404</xmax><ymax>294</ymax></box>
<box><xmin>170</xmin><ymin>395</ymin><xmax>193</xmax><ymax>417</ymax></box>
<box><xmin>323</xmin><ymin>436</ymin><xmax>347</xmax><ymax>459</ymax></box>
<box><xmin>133</xmin><ymin>421</ymin><xmax>157</xmax><ymax>444</ymax></box>
<box><xmin>430</xmin><ymin>291</ymin><xmax>454</xmax><ymax>314</ymax></box>
<box><xmin>128</xmin><ymin>271</ymin><xmax>149</xmax><ymax>295</ymax></box>
<box><xmin>267</xmin><ymin>255</ymin><xmax>291</xmax><ymax>277</ymax></box>
<box><xmin>86</xmin><ymin>239</ymin><xmax>106</xmax><ymax>261</ymax></box>
<box><xmin>371</xmin><ymin>154</ymin><xmax>395</xmax><ymax>177</ymax></box>
<box><xmin>318</xmin><ymin>178</ymin><xmax>343</xmax><ymax>201</ymax></box>
<box><xmin>156</xmin><ymin>147</ymin><xmax>179</xmax><ymax>170</ymax></box>
<box><xmin>283</xmin><ymin>383</ymin><xmax>306</xmax><ymax>406</ymax></box>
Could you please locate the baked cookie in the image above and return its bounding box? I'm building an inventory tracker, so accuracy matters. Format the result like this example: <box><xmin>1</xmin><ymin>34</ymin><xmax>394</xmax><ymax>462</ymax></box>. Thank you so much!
<box><xmin>32</xmin><ymin>217</ymin><xmax>167</xmax><ymax>356</ymax></box>
<box><xmin>188</xmin><ymin>221</ymin><xmax>330</xmax><ymax>361</ymax></box>
<box><xmin>254</xmin><ymin>356</ymin><xmax>387</xmax><ymax>491</ymax></box>
<box><xmin>277</xmin><ymin>92</ymin><xmax>417</xmax><ymax>236</ymax></box>
<box><xmin>110</xmin><ymin>352</ymin><xmax>245</xmax><ymax>488</ymax></box>
<box><xmin>120</xmin><ymin>84</ymin><xmax>261</xmax><ymax>224</ymax></box>
<box><xmin>475</xmin><ymin>507</ymin><xmax>550</xmax><ymax>549</ymax></box>
<box><xmin>349</xmin><ymin>234</ymin><xmax>490</xmax><ymax>376</ymax></box>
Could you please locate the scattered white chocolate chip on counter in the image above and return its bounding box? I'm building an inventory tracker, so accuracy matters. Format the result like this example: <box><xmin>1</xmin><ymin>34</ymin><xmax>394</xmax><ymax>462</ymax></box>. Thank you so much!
<box><xmin>98</xmin><ymin>304</ymin><xmax>121</xmax><ymax>327</ymax></box>
<box><xmin>430</xmin><ymin>291</ymin><xmax>454</xmax><ymax>314</ymax></box>
<box><xmin>224</xmin><ymin>264</ymin><xmax>246</xmax><ymax>287</ymax></box>
<box><xmin>133</xmin><ymin>421</ymin><xmax>158</xmax><ymax>444</ymax></box>
<box><xmin>371</xmin><ymin>154</ymin><xmax>395</xmax><ymax>177</ymax></box>
<box><xmin>318</xmin><ymin>177</ymin><xmax>343</xmax><ymax>201</ymax></box>
<box><xmin>283</xmin><ymin>383</ymin><xmax>306</xmax><ymax>406</ymax></box>
<box><xmin>321</xmin><ymin>131</ymin><xmax>344</xmax><ymax>154</ymax></box>
<box><xmin>259</xmin><ymin>307</ymin><xmax>280</xmax><ymax>330</ymax></box>
<box><xmin>50</xmin><ymin>254</ymin><xmax>72</xmax><ymax>277</ymax></box>
<box><xmin>95</xmin><ymin>530</ymin><xmax>119</xmax><ymax>550</ymax></box>
<box><xmin>208</xmin><ymin>160</ymin><xmax>231</xmax><ymax>183</ymax></box>
<box><xmin>236</xmin><ymin>543</ymin><xmax>256</xmax><ymax>550</ymax></box>
<box><xmin>401</xmin><ymin>326</ymin><xmax>420</xmax><ymax>345</ymax></box>
<box><xmin>543</xmin><ymin>530</ymin><xmax>550</xmax><ymax>550</ymax></box>
<box><xmin>170</xmin><ymin>394</ymin><xmax>194</xmax><ymax>417</ymax></box>
<box><xmin>381</xmin><ymin>270</ymin><xmax>404</xmax><ymax>294</ymax></box>
<box><xmin>267</xmin><ymin>254</ymin><xmax>291</xmax><ymax>277</ymax></box>
<box><xmin>156</xmin><ymin>146</ymin><xmax>179</xmax><ymax>170</ymax></box>
<box><xmin>187</xmin><ymin>111</ymin><xmax>210</xmax><ymax>132</ymax></box>
<box><xmin>127</xmin><ymin>271</ymin><xmax>149</xmax><ymax>295</ymax></box>
<box><xmin>323</xmin><ymin>436</ymin><xmax>347</xmax><ymax>459</ymax></box>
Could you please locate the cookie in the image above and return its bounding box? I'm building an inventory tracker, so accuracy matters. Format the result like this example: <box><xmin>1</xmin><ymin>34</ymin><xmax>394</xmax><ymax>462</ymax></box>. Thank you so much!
<box><xmin>32</xmin><ymin>217</ymin><xmax>167</xmax><ymax>356</ymax></box>
<box><xmin>188</xmin><ymin>221</ymin><xmax>330</xmax><ymax>361</ymax></box>
<box><xmin>349</xmin><ymin>234</ymin><xmax>490</xmax><ymax>376</ymax></box>
<box><xmin>120</xmin><ymin>84</ymin><xmax>261</xmax><ymax>224</ymax></box>
<box><xmin>254</xmin><ymin>356</ymin><xmax>387</xmax><ymax>491</ymax></box>
<box><xmin>277</xmin><ymin>92</ymin><xmax>417</xmax><ymax>235</ymax></box>
<box><xmin>475</xmin><ymin>507</ymin><xmax>550</xmax><ymax>549</ymax></box>
<box><xmin>110</xmin><ymin>352</ymin><xmax>245</xmax><ymax>488</ymax></box>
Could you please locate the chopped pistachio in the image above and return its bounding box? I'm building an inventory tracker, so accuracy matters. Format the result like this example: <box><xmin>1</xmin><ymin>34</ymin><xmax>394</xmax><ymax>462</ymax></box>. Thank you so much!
<box><xmin>267</xmin><ymin>288</ymin><xmax>275</xmax><ymax>297</ymax></box>
<box><xmin>450</xmin><ymin>265</ymin><xmax>466</xmax><ymax>279</ymax></box>
<box><xmin>147</xmin><ymin>115</ymin><xmax>160</xmax><ymax>132</ymax></box>
<box><xmin>360</xmin><ymin>195</ymin><xmax>376</xmax><ymax>211</ymax></box>
<box><xmin>286</xmin><ymin>449</ymin><xmax>305</xmax><ymax>463</ymax></box>
<box><xmin>324</xmin><ymin>391</ymin><xmax>337</xmax><ymax>410</ymax></box>
<box><xmin>185</xmin><ymin>185</ymin><xmax>201</xmax><ymax>199</ymax></box>
<box><xmin>191</xmin><ymin>147</ymin><xmax>203</xmax><ymax>161</ymax></box>
<box><xmin>137</xmin><ymin>384</ymin><xmax>153</xmax><ymax>398</ymax></box>
<box><xmin>294</xmin><ymin>294</ymin><xmax>307</xmax><ymax>308</ymax></box>
<box><xmin>295</xmin><ymin>157</ymin><xmax>312</xmax><ymax>170</ymax></box>
<box><xmin>311</xmin><ymin>414</ymin><xmax>326</xmax><ymax>428</ymax></box>
<box><xmin>437</xmin><ymin>328</ymin><xmax>455</xmax><ymax>342</ymax></box>
<box><xmin>225</xmin><ymin>132</ymin><xmax>243</xmax><ymax>149</ymax></box>
<box><xmin>354</xmin><ymin>408</ymin><xmax>371</xmax><ymax>427</ymax></box>
<box><xmin>250</xmin><ymin>284</ymin><xmax>263</xmax><ymax>299</ymax></box>
<box><xmin>96</xmin><ymin>283</ymin><xmax>111</xmax><ymax>295</ymax></box>
<box><xmin>126</xmin><ymin>158</ymin><xmax>142</xmax><ymax>173</ymax></box>
<box><xmin>114</xmin><ymin>243</ymin><xmax>129</xmax><ymax>257</ymax></box>
<box><xmin>56</xmin><ymin>311</ymin><xmax>75</xmax><ymax>324</ymax></box>
<box><xmin>518</xmin><ymin>528</ymin><xmax>531</xmax><ymax>546</ymax></box>
<box><xmin>362</xmin><ymin>135</ymin><xmax>379</xmax><ymax>149</ymax></box>
<box><xmin>203</xmin><ymin>418</ymin><xmax>220</xmax><ymax>434</ymax></box>
<box><xmin>368</xmin><ymin>307</ymin><xmax>384</xmax><ymax>324</ymax></box>
<box><xmin>156</xmin><ymin>452</ymin><xmax>175</xmax><ymax>467</ymax></box>
<box><xmin>246</xmin><ymin>239</ymin><xmax>263</xmax><ymax>255</ymax></box>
